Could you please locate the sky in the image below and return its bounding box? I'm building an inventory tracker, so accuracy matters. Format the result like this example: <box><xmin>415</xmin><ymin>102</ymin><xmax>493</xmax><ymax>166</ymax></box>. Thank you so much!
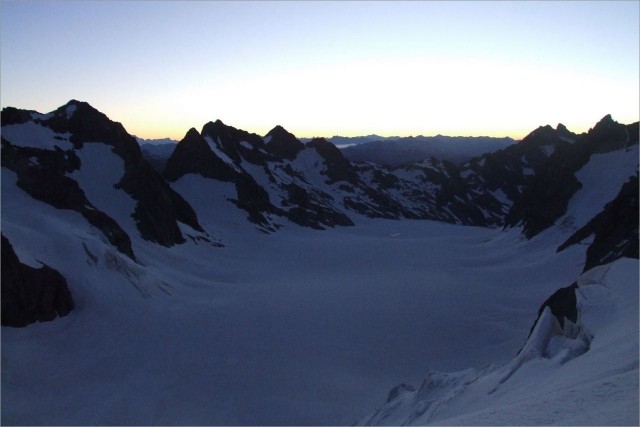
<box><xmin>1</xmin><ymin>1</ymin><xmax>638</xmax><ymax>140</ymax></box>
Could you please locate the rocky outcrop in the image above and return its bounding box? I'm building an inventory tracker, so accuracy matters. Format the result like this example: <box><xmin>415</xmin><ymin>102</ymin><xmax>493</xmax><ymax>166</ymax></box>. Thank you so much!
<box><xmin>117</xmin><ymin>156</ymin><xmax>203</xmax><ymax>245</ymax></box>
<box><xmin>1</xmin><ymin>235</ymin><xmax>75</xmax><ymax>327</ymax></box>
<box><xmin>558</xmin><ymin>174</ymin><xmax>639</xmax><ymax>271</ymax></box>
<box><xmin>231</xmin><ymin>171</ymin><xmax>281</xmax><ymax>230</ymax></box>
<box><xmin>283</xmin><ymin>183</ymin><xmax>354</xmax><ymax>229</ymax></box>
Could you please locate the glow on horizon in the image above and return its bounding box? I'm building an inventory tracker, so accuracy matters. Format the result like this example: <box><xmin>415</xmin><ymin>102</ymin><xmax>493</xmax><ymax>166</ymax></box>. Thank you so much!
<box><xmin>1</xmin><ymin>1</ymin><xmax>638</xmax><ymax>141</ymax></box>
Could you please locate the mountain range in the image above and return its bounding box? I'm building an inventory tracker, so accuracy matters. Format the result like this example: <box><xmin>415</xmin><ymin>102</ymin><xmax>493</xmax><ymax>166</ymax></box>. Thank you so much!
<box><xmin>339</xmin><ymin>135</ymin><xmax>516</xmax><ymax>166</ymax></box>
<box><xmin>141</xmin><ymin>133</ymin><xmax>515</xmax><ymax>169</ymax></box>
<box><xmin>1</xmin><ymin>100</ymin><xmax>638</xmax><ymax>425</ymax></box>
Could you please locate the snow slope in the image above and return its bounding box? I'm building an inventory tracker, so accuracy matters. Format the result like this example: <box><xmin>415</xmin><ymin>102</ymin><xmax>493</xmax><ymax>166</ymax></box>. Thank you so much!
<box><xmin>560</xmin><ymin>144</ymin><xmax>639</xmax><ymax>233</ymax></box>
<box><xmin>358</xmin><ymin>258</ymin><xmax>639</xmax><ymax>426</ymax></box>
<box><xmin>2</xmin><ymin>172</ymin><xmax>592</xmax><ymax>425</ymax></box>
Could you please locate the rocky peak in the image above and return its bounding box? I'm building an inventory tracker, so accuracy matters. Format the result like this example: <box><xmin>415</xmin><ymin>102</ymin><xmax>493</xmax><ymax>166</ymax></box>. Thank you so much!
<box><xmin>183</xmin><ymin>127</ymin><xmax>204</xmax><ymax>144</ymax></box>
<box><xmin>521</xmin><ymin>125</ymin><xmax>559</xmax><ymax>146</ymax></box>
<box><xmin>42</xmin><ymin>100</ymin><xmax>143</xmax><ymax>165</ymax></box>
<box><xmin>593</xmin><ymin>114</ymin><xmax>615</xmax><ymax>128</ymax></box>
<box><xmin>266</xmin><ymin>125</ymin><xmax>292</xmax><ymax>138</ymax></box>
<box><xmin>164</xmin><ymin>127</ymin><xmax>237</xmax><ymax>183</ymax></box>
<box><xmin>587</xmin><ymin>114</ymin><xmax>630</xmax><ymax>153</ymax></box>
<box><xmin>201</xmin><ymin>119</ymin><xmax>267</xmax><ymax>164</ymax></box>
<box><xmin>201</xmin><ymin>120</ymin><xmax>229</xmax><ymax>141</ymax></box>
<box><xmin>555</xmin><ymin>123</ymin><xmax>577</xmax><ymax>140</ymax></box>
<box><xmin>15</xmin><ymin>100</ymin><xmax>203</xmax><ymax>247</ymax></box>
<box><xmin>264</xmin><ymin>125</ymin><xmax>304</xmax><ymax>160</ymax></box>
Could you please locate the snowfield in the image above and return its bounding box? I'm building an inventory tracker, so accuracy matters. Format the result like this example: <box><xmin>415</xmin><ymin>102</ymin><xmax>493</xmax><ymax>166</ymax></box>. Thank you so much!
<box><xmin>562</xmin><ymin>144</ymin><xmax>639</xmax><ymax>232</ymax></box>
<box><xmin>5</xmin><ymin>159</ymin><xmax>630</xmax><ymax>425</ymax></box>
<box><xmin>1</xmin><ymin>108</ymin><xmax>638</xmax><ymax>425</ymax></box>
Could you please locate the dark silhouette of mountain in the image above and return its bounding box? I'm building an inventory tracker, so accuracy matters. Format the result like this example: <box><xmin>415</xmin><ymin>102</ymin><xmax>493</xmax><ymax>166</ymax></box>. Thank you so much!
<box><xmin>264</xmin><ymin>125</ymin><xmax>305</xmax><ymax>160</ymax></box>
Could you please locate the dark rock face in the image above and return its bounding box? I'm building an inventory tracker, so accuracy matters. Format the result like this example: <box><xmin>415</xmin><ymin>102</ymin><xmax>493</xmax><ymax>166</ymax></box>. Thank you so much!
<box><xmin>44</xmin><ymin>100</ymin><xmax>139</xmax><ymax>155</ymax></box>
<box><xmin>429</xmin><ymin>159</ymin><xmax>492</xmax><ymax>225</ymax></box>
<box><xmin>558</xmin><ymin>174</ymin><xmax>639</xmax><ymax>271</ymax></box>
<box><xmin>1</xmin><ymin>139</ymin><xmax>136</xmax><ymax>260</ymax></box>
<box><xmin>164</xmin><ymin>127</ymin><xmax>282</xmax><ymax>230</ymax></box>
<box><xmin>201</xmin><ymin>119</ymin><xmax>270</xmax><ymax>166</ymax></box>
<box><xmin>1</xmin><ymin>235</ymin><xmax>75</xmax><ymax>327</ymax></box>
<box><xmin>283</xmin><ymin>183</ymin><xmax>354</xmax><ymax>229</ymax></box>
<box><xmin>462</xmin><ymin>116</ymin><xmax>639</xmax><ymax>239</ymax></box>
<box><xmin>60</xmin><ymin>102</ymin><xmax>205</xmax><ymax>245</ymax></box>
<box><xmin>1</xmin><ymin>107</ymin><xmax>38</xmax><ymax>126</ymax></box>
<box><xmin>264</xmin><ymin>125</ymin><xmax>304</xmax><ymax>160</ymax></box>
<box><xmin>164</xmin><ymin>128</ymin><xmax>238</xmax><ymax>182</ymax></box>
<box><xmin>538</xmin><ymin>282</ymin><xmax>579</xmax><ymax>328</ymax></box>
<box><xmin>354</xmin><ymin>156</ymin><xmax>505</xmax><ymax>226</ymax></box>
<box><xmin>117</xmin><ymin>157</ymin><xmax>204</xmax><ymax>245</ymax></box>
<box><xmin>585</xmin><ymin>114</ymin><xmax>632</xmax><ymax>154</ymax></box>
<box><xmin>307</xmin><ymin>137</ymin><xmax>358</xmax><ymax>184</ymax></box>
<box><xmin>231</xmin><ymin>172</ymin><xmax>281</xmax><ymax>230</ymax></box>
<box><xmin>499</xmin><ymin>125</ymin><xmax>588</xmax><ymax>238</ymax></box>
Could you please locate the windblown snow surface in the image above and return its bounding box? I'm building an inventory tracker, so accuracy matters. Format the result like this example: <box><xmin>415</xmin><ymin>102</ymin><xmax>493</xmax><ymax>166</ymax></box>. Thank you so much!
<box><xmin>358</xmin><ymin>258</ymin><xmax>639</xmax><ymax>426</ymax></box>
<box><xmin>2</xmin><ymin>137</ymin><xmax>638</xmax><ymax>425</ymax></box>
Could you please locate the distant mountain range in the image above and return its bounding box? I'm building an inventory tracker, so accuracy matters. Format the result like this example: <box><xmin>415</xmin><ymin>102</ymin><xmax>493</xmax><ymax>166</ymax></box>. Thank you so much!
<box><xmin>141</xmin><ymin>133</ymin><xmax>515</xmax><ymax>167</ymax></box>
<box><xmin>136</xmin><ymin>134</ymin><xmax>516</xmax><ymax>168</ymax></box>
<box><xmin>339</xmin><ymin>135</ymin><xmax>516</xmax><ymax>166</ymax></box>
